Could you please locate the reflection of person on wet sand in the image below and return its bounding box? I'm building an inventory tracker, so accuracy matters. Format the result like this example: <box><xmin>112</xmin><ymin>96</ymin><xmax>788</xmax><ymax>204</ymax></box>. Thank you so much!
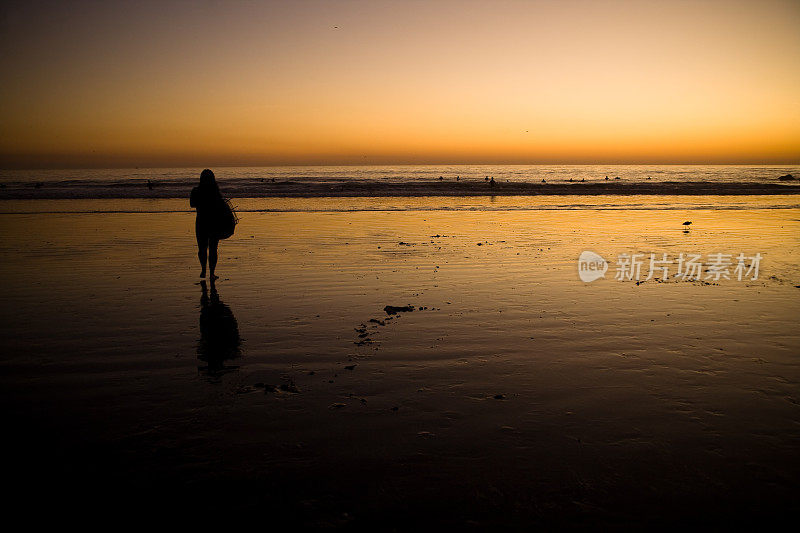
<box><xmin>197</xmin><ymin>279</ymin><xmax>241</xmax><ymax>378</ymax></box>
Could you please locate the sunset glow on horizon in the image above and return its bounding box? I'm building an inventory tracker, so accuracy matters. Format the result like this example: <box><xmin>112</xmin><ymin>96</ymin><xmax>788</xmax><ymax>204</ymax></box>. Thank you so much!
<box><xmin>1</xmin><ymin>0</ymin><xmax>799</xmax><ymax>168</ymax></box>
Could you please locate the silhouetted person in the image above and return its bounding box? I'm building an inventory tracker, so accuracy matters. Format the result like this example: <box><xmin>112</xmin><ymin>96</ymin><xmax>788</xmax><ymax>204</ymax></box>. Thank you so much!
<box><xmin>197</xmin><ymin>279</ymin><xmax>241</xmax><ymax>378</ymax></box>
<box><xmin>489</xmin><ymin>177</ymin><xmax>495</xmax><ymax>187</ymax></box>
<box><xmin>190</xmin><ymin>169</ymin><xmax>222</xmax><ymax>279</ymax></box>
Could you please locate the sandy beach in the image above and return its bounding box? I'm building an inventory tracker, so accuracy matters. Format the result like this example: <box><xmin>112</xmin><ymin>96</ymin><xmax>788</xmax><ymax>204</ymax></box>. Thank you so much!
<box><xmin>1</xmin><ymin>195</ymin><xmax>798</xmax><ymax>527</ymax></box>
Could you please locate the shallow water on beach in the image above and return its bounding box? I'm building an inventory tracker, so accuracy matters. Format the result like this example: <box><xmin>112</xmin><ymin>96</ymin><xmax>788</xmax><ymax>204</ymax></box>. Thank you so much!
<box><xmin>2</xmin><ymin>194</ymin><xmax>800</xmax><ymax>214</ymax></box>
<box><xmin>1</xmin><ymin>195</ymin><xmax>798</xmax><ymax>526</ymax></box>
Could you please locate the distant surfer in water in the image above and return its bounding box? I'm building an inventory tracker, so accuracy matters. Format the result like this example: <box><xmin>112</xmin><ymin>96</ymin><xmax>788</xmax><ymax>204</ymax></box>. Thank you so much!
<box><xmin>190</xmin><ymin>169</ymin><xmax>223</xmax><ymax>279</ymax></box>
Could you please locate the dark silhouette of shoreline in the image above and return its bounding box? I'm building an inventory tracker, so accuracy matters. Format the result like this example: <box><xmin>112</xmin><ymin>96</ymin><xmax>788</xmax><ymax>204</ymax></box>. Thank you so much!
<box><xmin>2</xmin><ymin>180</ymin><xmax>799</xmax><ymax>199</ymax></box>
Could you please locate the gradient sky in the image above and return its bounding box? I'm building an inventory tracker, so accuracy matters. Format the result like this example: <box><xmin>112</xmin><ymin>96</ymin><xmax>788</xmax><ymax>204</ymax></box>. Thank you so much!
<box><xmin>1</xmin><ymin>0</ymin><xmax>799</xmax><ymax>168</ymax></box>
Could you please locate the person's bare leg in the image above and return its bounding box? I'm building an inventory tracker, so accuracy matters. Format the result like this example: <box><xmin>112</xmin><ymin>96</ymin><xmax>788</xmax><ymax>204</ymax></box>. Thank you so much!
<box><xmin>197</xmin><ymin>232</ymin><xmax>207</xmax><ymax>277</ymax></box>
<box><xmin>209</xmin><ymin>238</ymin><xmax>219</xmax><ymax>280</ymax></box>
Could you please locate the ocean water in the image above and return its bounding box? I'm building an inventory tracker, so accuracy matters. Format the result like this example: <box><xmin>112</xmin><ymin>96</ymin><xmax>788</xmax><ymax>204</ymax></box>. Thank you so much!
<box><xmin>1</xmin><ymin>164</ymin><xmax>797</xmax><ymax>187</ymax></box>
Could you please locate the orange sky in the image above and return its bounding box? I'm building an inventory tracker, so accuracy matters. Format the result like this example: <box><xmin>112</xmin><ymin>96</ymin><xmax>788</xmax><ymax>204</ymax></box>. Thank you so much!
<box><xmin>1</xmin><ymin>0</ymin><xmax>798</xmax><ymax>168</ymax></box>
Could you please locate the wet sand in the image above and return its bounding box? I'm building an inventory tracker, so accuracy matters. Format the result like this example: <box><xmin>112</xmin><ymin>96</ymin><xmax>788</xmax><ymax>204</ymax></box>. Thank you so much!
<box><xmin>1</xmin><ymin>196</ymin><xmax>798</xmax><ymax>528</ymax></box>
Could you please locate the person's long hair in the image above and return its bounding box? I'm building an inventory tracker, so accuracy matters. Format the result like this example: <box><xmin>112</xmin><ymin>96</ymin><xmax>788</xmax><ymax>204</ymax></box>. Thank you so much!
<box><xmin>199</xmin><ymin>169</ymin><xmax>221</xmax><ymax>197</ymax></box>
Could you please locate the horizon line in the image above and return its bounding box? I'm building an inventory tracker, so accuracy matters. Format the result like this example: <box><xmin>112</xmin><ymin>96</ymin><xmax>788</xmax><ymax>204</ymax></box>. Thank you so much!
<box><xmin>2</xmin><ymin>161</ymin><xmax>799</xmax><ymax>171</ymax></box>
